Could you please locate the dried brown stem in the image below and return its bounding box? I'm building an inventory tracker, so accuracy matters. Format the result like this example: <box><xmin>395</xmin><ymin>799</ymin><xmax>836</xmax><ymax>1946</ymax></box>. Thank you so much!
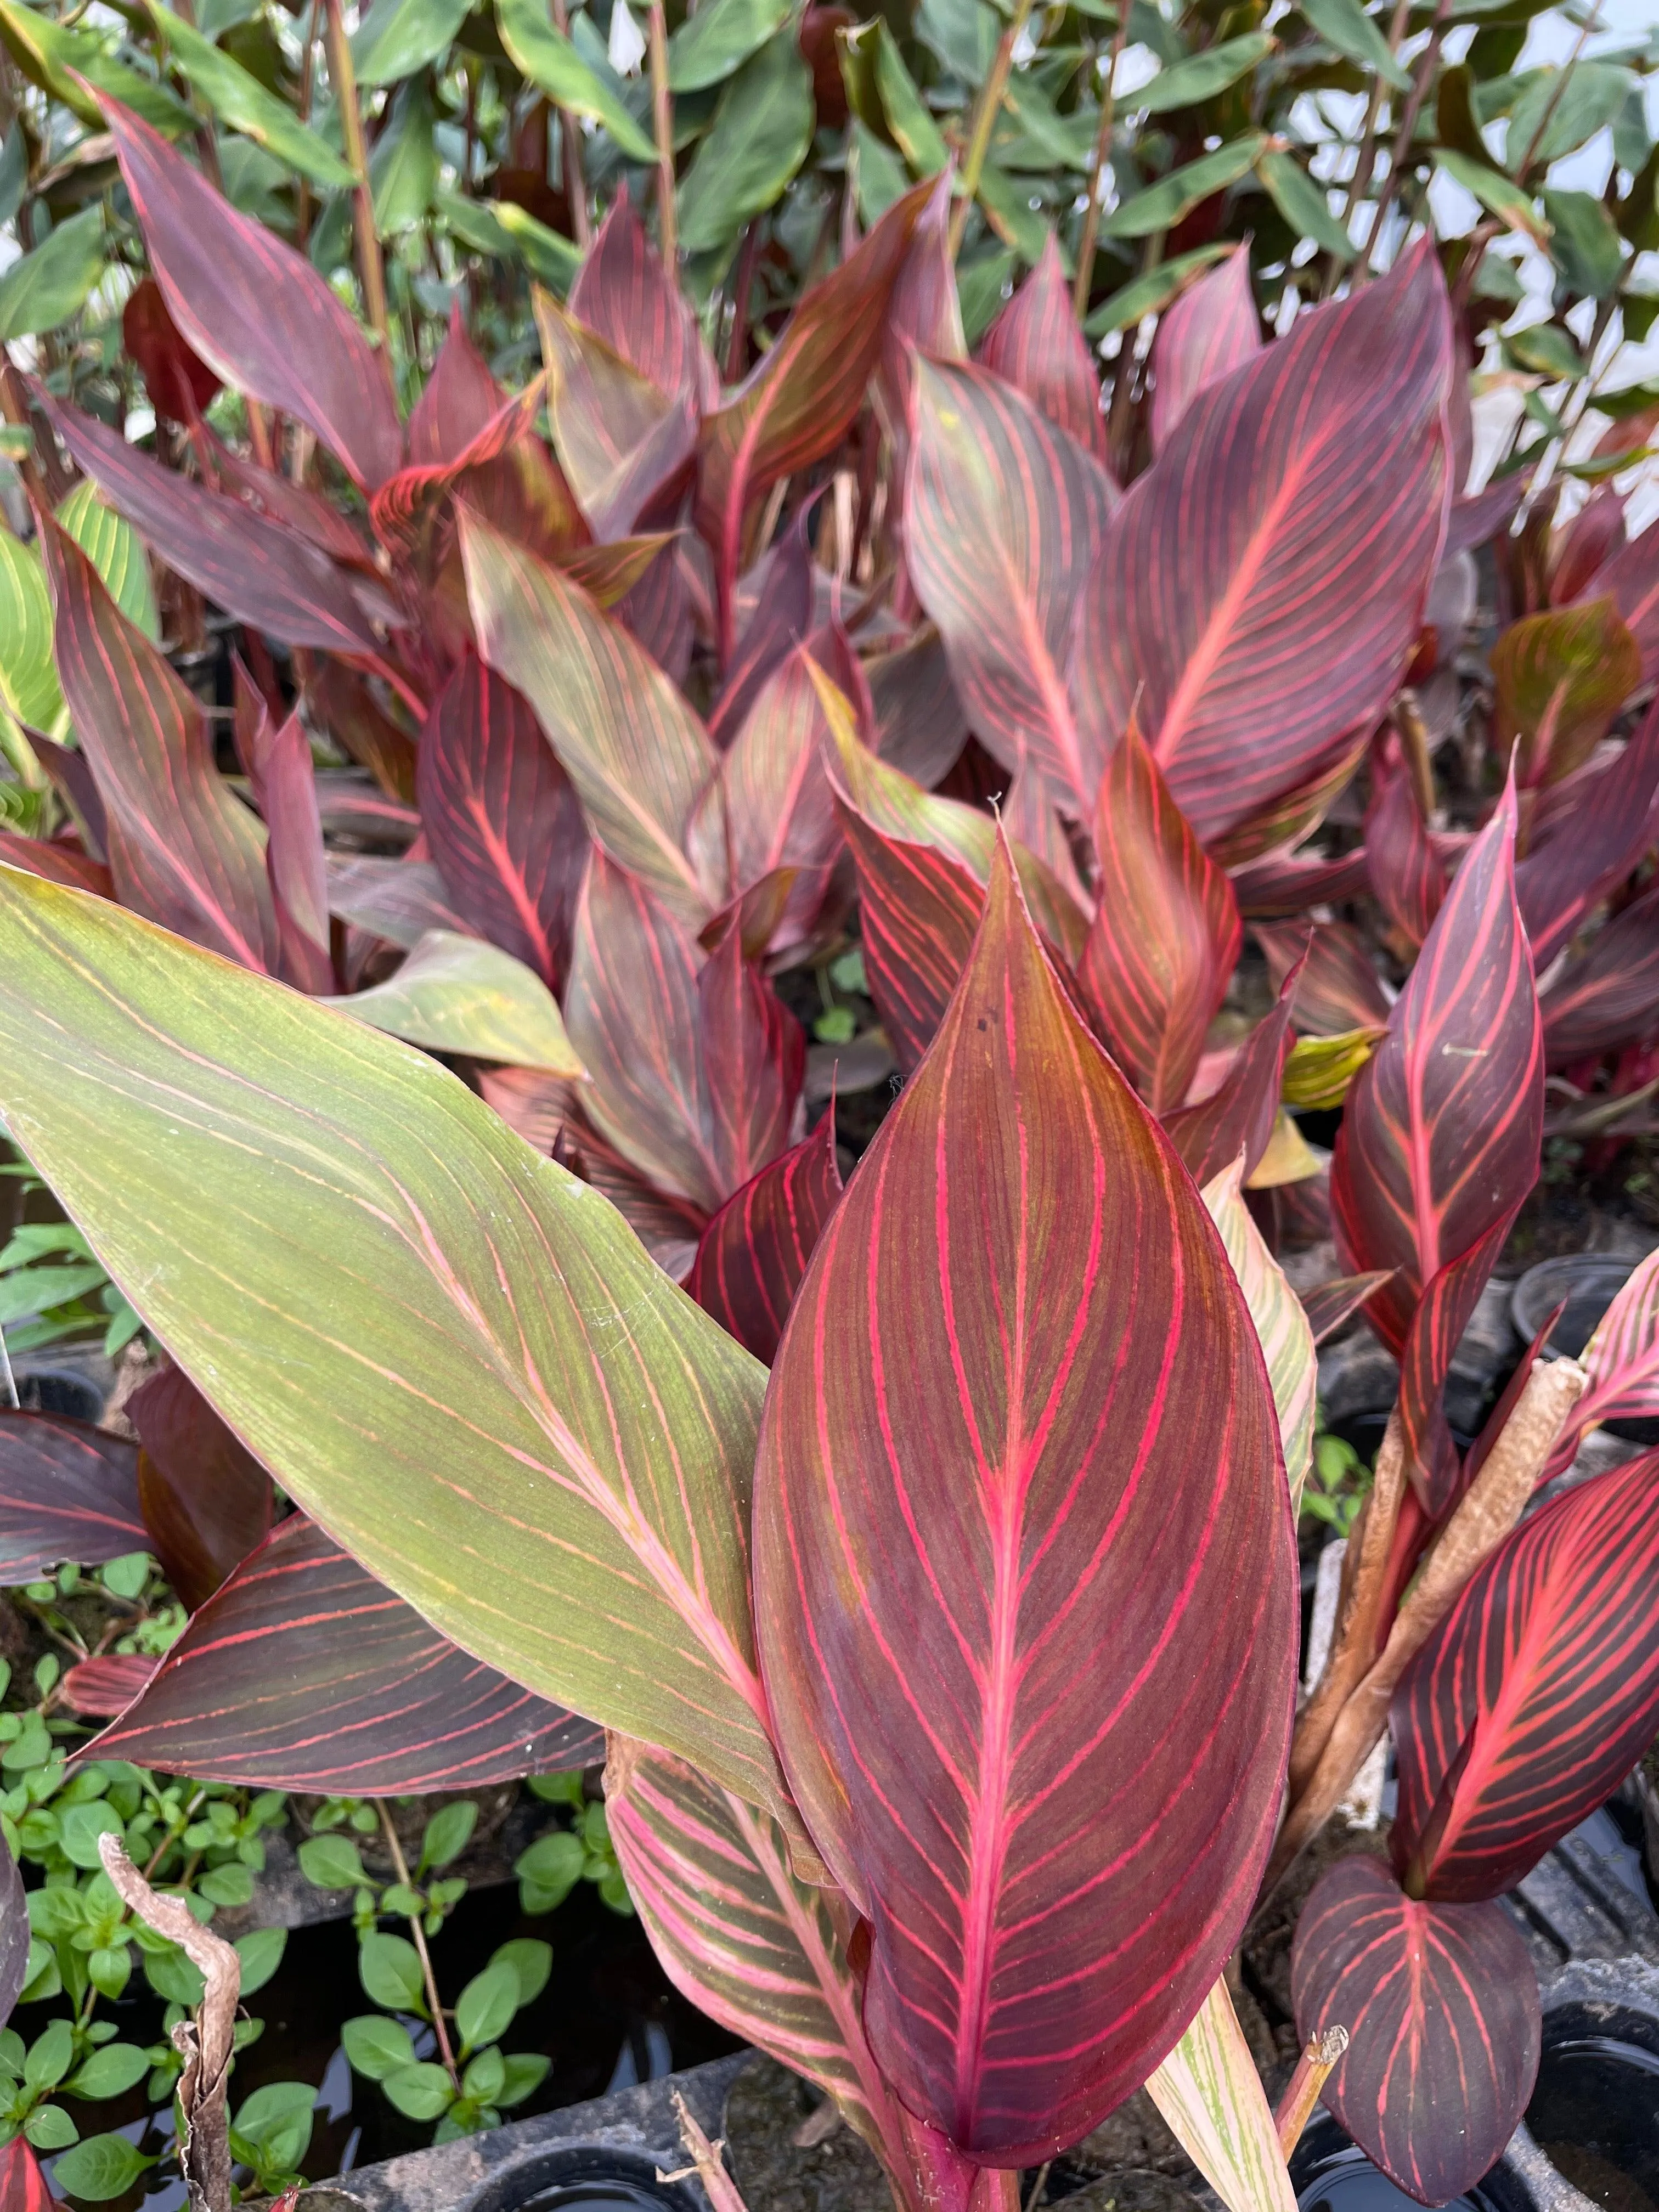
<box><xmin>1264</xmin><ymin>1358</ymin><xmax>1585</xmax><ymax>1896</ymax></box>
<box><xmin>99</xmin><ymin>1834</ymin><xmax>239</xmax><ymax>2212</ymax></box>
<box><xmin>660</xmin><ymin>2089</ymin><xmax>753</xmax><ymax>2212</ymax></box>
<box><xmin>1288</xmin><ymin>1412</ymin><xmax>1407</xmax><ymax>1798</ymax></box>
<box><xmin>1276</xmin><ymin>2028</ymin><xmax>1349</xmax><ymax>2156</ymax></box>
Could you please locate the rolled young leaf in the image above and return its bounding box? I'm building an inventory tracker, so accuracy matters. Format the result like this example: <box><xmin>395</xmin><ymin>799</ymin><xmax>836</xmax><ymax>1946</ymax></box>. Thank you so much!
<box><xmin>1146</xmin><ymin>1978</ymin><xmax>1296</xmax><ymax>2212</ymax></box>
<box><xmin>1074</xmin><ymin>241</ymin><xmax>1452</xmax><ymax>851</ymax></box>
<box><xmin>1291</xmin><ymin>1856</ymin><xmax>1539</xmax><ymax>2208</ymax></box>
<box><xmin>1077</xmin><ymin>721</ymin><xmax>1241</xmax><ymax>1115</ymax></box>
<box><xmin>0</xmin><ymin>866</ymin><xmax>789</xmax><ymax>1823</ymax></box>
<box><xmin>753</xmin><ymin>837</ymin><xmax>1297</xmax><ymax>2162</ymax></box>
<box><xmin>1390</xmin><ymin>1449</ymin><xmax>1659</xmax><ymax>1903</ymax></box>
<box><xmin>0</xmin><ymin>1412</ymin><xmax>145</xmax><ymax>1580</ymax></box>
<box><xmin>1331</xmin><ymin>778</ymin><xmax>1543</xmax><ymax>1513</ymax></box>
<box><xmin>91</xmin><ymin>1514</ymin><xmax>603</xmax><ymax>1791</ymax></box>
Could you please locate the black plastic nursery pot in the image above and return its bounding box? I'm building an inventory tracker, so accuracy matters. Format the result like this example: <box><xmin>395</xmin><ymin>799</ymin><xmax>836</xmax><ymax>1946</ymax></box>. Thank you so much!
<box><xmin>1509</xmin><ymin>1255</ymin><xmax>1659</xmax><ymax>1450</ymax></box>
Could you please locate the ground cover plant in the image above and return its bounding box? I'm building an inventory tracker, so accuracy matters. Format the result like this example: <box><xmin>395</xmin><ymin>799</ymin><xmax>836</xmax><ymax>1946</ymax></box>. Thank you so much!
<box><xmin>2</xmin><ymin>1</ymin><xmax>1659</xmax><ymax>2207</ymax></box>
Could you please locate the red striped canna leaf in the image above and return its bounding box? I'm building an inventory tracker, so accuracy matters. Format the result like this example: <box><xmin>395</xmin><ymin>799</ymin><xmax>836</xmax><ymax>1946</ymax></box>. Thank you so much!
<box><xmin>537</xmin><ymin>290</ymin><xmax>699</xmax><ymax>543</ymax></box>
<box><xmin>1491</xmin><ymin>595</ymin><xmax>1641</xmax><ymax>789</ymax></box>
<box><xmin>753</xmin><ymin>837</ymin><xmax>1296</xmax><ymax>2162</ymax></box>
<box><xmin>905</xmin><ymin>356</ymin><xmax>1116</xmax><ymax>808</ymax></box>
<box><xmin>0</xmin><ymin>830</ymin><xmax>114</xmax><ymax>899</ymax></box>
<box><xmin>571</xmin><ymin>190</ymin><xmax>719</xmax><ymax>411</ymax></box>
<box><xmin>1577</xmin><ymin>518</ymin><xmax>1659</xmax><ymax>682</ymax></box>
<box><xmin>1300</xmin><ymin>1271</ymin><xmax>1394</xmax><ymax>1345</ymax></box>
<box><xmin>37</xmin><ymin>391</ymin><xmax>392</xmax><ymax>656</ymax></box>
<box><xmin>606</xmin><ymin>1735</ymin><xmax>907</xmax><ymax>2170</ymax></box>
<box><xmin>1550</xmin><ymin>485</ymin><xmax>1624</xmax><ymax>607</ymax></box>
<box><xmin>1147</xmin><ymin>245</ymin><xmax>1261</xmax><ymax>454</ymax></box>
<box><xmin>689</xmin><ymin>1108</ymin><xmax>843</xmax><ymax>1364</ymax></box>
<box><xmin>1364</xmin><ymin>737</ymin><xmax>1446</xmax><ymax>951</ymax></box>
<box><xmin>40</xmin><ymin>514</ymin><xmax>278</xmax><ymax>972</ymax></box>
<box><xmin>460</xmin><ymin>507</ymin><xmax>717</xmax><ymax>925</ymax></box>
<box><xmin>707</xmin><ymin>500</ymin><xmax>817</xmax><ymax>751</ymax></box>
<box><xmin>698</xmin><ymin>180</ymin><xmax>931</xmax><ymax>663</ymax></box>
<box><xmin>0</xmin><ymin>2137</ymin><xmax>57</xmax><ymax>2211</ymax></box>
<box><xmin>1163</xmin><ymin>970</ymin><xmax>1298</xmax><ymax>1187</ymax></box>
<box><xmin>1230</xmin><ymin>843</ymin><xmax>1372</xmax><ymax>921</ymax></box>
<box><xmin>1331</xmin><ymin>778</ymin><xmax>1543</xmax><ymax>1508</ymax></box>
<box><xmin>1074</xmin><ymin>242</ymin><xmax>1452</xmax><ymax>851</ymax></box>
<box><xmin>564</xmin><ymin>853</ymin><xmax>803</xmax><ymax>1214</ymax></box>
<box><xmin>0</xmin><ymin>1412</ymin><xmax>145</xmax><ymax>1581</ymax></box>
<box><xmin>1255</xmin><ymin>919</ymin><xmax>1391</xmax><ymax>1038</ymax></box>
<box><xmin>1540</xmin><ymin>878</ymin><xmax>1659</xmax><ymax>1065</ymax></box>
<box><xmin>687</xmin><ymin>644</ymin><xmax>844</xmax><ymax>958</ymax></box>
<box><xmin>90</xmin><ymin>1512</ymin><xmax>602</xmax><ymax>1790</ymax></box>
<box><xmin>369</xmin><ymin>376</ymin><xmax>550</xmax><ymax>557</ymax></box>
<box><xmin>128</xmin><ymin>1364</ymin><xmax>275</xmax><ymax>1611</ymax></box>
<box><xmin>405</xmin><ymin>304</ymin><xmax>507</xmax><ymax>467</ymax></box>
<box><xmin>1515</xmin><ymin>695</ymin><xmax>1659</xmax><ymax>972</ymax></box>
<box><xmin>1544</xmin><ymin>1248</ymin><xmax>1659</xmax><ymax>1481</ymax></box>
<box><xmin>62</xmin><ymin>1652</ymin><xmax>158</xmax><ymax>1715</ymax></box>
<box><xmin>977</xmin><ymin>235</ymin><xmax>1107</xmax><ymax>463</ymax></box>
<box><xmin>1076</xmin><ymin>721</ymin><xmax>1241</xmax><ymax>1114</ymax></box>
<box><xmin>233</xmin><ymin>663</ymin><xmax>331</xmax><ymax>992</ymax></box>
<box><xmin>1391</xmin><ymin>1449</ymin><xmax>1659</xmax><ymax>1905</ymax></box>
<box><xmin>416</xmin><ymin>654</ymin><xmax>588</xmax><ymax>991</ymax></box>
<box><xmin>98</xmin><ymin>95</ymin><xmax>402</xmax><ymax>492</ymax></box>
<box><xmin>1291</xmin><ymin>1855</ymin><xmax>1539</xmax><ymax>2208</ymax></box>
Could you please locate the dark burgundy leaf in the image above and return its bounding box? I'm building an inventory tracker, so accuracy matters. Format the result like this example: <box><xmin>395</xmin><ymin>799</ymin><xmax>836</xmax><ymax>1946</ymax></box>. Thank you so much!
<box><xmin>127</xmin><ymin>1364</ymin><xmax>274</xmax><ymax>1611</ymax></box>
<box><xmin>1391</xmin><ymin>1450</ymin><xmax>1659</xmax><ymax>1903</ymax></box>
<box><xmin>406</xmin><ymin>304</ymin><xmax>509</xmax><ymax>467</ymax></box>
<box><xmin>1147</xmin><ymin>243</ymin><xmax>1260</xmax><ymax>453</ymax></box>
<box><xmin>29</xmin><ymin>730</ymin><xmax>108</xmax><ymax>859</ymax></box>
<box><xmin>1230</xmin><ymin>844</ymin><xmax>1372</xmax><ymax>919</ymax></box>
<box><xmin>90</xmin><ymin>1513</ymin><xmax>602</xmax><ymax>1791</ymax></box>
<box><xmin>1256</xmin><ymin>919</ymin><xmax>1392</xmax><ymax>1037</ymax></box>
<box><xmin>1292</xmin><ymin>1855</ymin><xmax>1539</xmax><ymax>2208</ymax></box>
<box><xmin>0</xmin><ymin>1826</ymin><xmax>26</xmax><ymax>2029</ymax></box>
<box><xmin>0</xmin><ymin>829</ymin><xmax>114</xmax><ymax>899</ymax></box>
<box><xmin>1301</xmin><ymin>1272</ymin><xmax>1394</xmax><ymax>1345</ymax></box>
<box><xmin>1578</xmin><ymin>514</ymin><xmax>1659</xmax><ymax>680</ymax></box>
<box><xmin>1164</xmin><ymin>970</ymin><xmax>1298</xmax><ymax>1186</ymax></box>
<box><xmin>0</xmin><ymin>1412</ymin><xmax>145</xmax><ymax>1580</ymax></box>
<box><xmin>1549</xmin><ymin>484</ymin><xmax>1623</xmax><ymax>605</ymax></box>
<box><xmin>233</xmin><ymin>662</ymin><xmax>331</xmax><ymax>992</ymax></box>
<box><xmin>1365</xmin><ymin>739</ymin><xmax>1446</xmax><ymax>950</ymax></box>
<box><xmin>122</xmin><ymin>275</ymin><xmax>219</xmax><ymax>427</ymax></box>
<box><xmin>1517</xmin><ymin>696</ymin><xmax>1659</xmax><ymax>972</ymax></box>
<box><xmin>98</xmin><ymin>95</ymin><xmax>403</xmax><ymax>491</ymax></box>
<box><xmin>61</xmin><ymin>1653</ymin><xmax>158</xmax><ymax>1716</ymax></box>
<box><xmin>1443</xmin><ymin>473</ymin><xmax>1525</xmax><ymax>560</ymax></box>
<box><xmin>571</xmin><ymin>191</ymin><xmax>719</xmax><ymax>409</ymax></box>
<box><xmin>417</xmin><ymin>655</ymin><xmax>588</xmax><ymax>991</ymax></box>
<box><xmin>1540</xmin><ymin>879</ymin><xmax>1659</xmax><ymax>1065</ymax></box>
<box><xmin>688</xmin><ymin>1107</ymin><xmax>843</xmax><ymax>1364</ymax></box>
<box><xmin>707</xmin><ymin>496</ymin><xmax>816</xmax><ymax>749</ymax></box>
<box><xmin>977</xmin><ymin>233</ymin><xmax>1107</xmax><ymax>462</ymax></box>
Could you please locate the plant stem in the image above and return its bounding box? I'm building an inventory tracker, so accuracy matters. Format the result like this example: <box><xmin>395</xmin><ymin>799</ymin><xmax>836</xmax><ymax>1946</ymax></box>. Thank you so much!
<box><xmin>1322</xmin><ymin>0</ymin><xmax>1411</xmax><ymax>297</ymax></box>
<box><xmin>376</xmin><ymin>1801</ymin><xmax>460</xmax><ymax>2091</ymax></box>
<box><xmin>1350</xmin><ymin>0</ymin><xmax>1451</xmax><ymax>285</ymax></box>
<box><xmin>550</xmin><ymin>0</ymin><xmax>591</xmax><ymax>248</ymax></box>
<box><xmin>1276</xmin><ymin>2029</ymin><xmax>1349</xmax><ymax>2156</ymax></box>
<box><xmin>647</xmin><ymin>0</ymin><xmax>676</xmax><ymax>269</ymax></box>
<box><xmin>323</xmin><ymin>0</ymin><xmax>392</xmax><ymax>362</ymax></box>
<box><xmin>950</xmin><ymin>0</ymin><xmax>1037</xmax><ymax>257</ymax></box>
<box><xmin>1073</xmin><ymin>11</ymin><xmax>1128</xmax><ymax>318</ymax></box>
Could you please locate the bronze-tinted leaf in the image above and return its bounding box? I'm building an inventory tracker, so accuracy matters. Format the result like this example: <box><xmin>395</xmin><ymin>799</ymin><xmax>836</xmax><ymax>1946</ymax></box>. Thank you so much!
<box><xmin>128</xmin><ymin>1364</ymin><xmax>274</xmax><ymax>1610</ymax></box>
<box><xmin>1147</xmin><ymin>244</ymin><xmax>1260</xmax><ymax>452</ymax></box>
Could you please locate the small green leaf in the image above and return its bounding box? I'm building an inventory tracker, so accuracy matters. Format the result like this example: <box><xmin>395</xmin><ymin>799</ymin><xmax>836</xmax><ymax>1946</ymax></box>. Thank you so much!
<box><xmin>86</xmin><ymin>1946</ymin><xmax>132</xmax><ymax>2003</ymax></box>
<box><xmin>143</xmin><ymin>1942</ymin><xmax>206</xmax><ymax>2007</ymax></box>
<box><xmin>1436</xmin><ymin>149</ymin><xmax>1550</xmax><ymax>245</ymax></box>
<box><xmin>418</xmin><ymin>1799</ymin><xmax>478</xmax><ymax>1877</ymax></box>
<box><xmin>23</xmin><ymin>2103</ymin><xmax>78</xmax><ymax>2151</ymax></box>
<box><xmin>25</xmin><ymin>2021</ymin><xmax>75</xmax><ymax>2090</ymax></box>
<box><xmin>196</xmin><ymin>1862</ymin><xmax>254</xmax><ymax>1909</ymax></box>
<box><xmin>57</xmin><ymin>1803</ymin><xmax>124</xmax><ymax>1872</ymax></box>
<box><xmin>1543</xmin><ymin>187</ymin><xmax>1624</xmax><ymax>301</ymax></box>
<box><xmin>1133</xmin><ymin>31</ymin><xmax>1279</xmax><ymax>112</ymax></box>
<box><xmin>1505</xmin><ymin>321</ymin><xmax>1587</xmax><ymax>381</ymax></box>
<box><xmin>98</xmin><ymin>1553</ymin><xmax>151</xmax><ymax>1601</ymax></box>
<box><xmin>515</xmin><ymin>1830</ymin><xmax>584</xmax><ymax>1914</ymax></box>
<box><xmin>342</xmin><ymin>2015</ymin><xmax>419</xmax><ymax>2081</ymax></box>
<box><xmin>298</xmin><ymin>1833</ymin><xmax>369</xmax><ymax>1891</ymax></box>
<box><xmin>495</xmin><ymin>0</ymin><xmax>657</xmax><ymax>163</ymax></box>
<box><xmin>51</xmin><ymin>2134</ymin><xmax>155</xmax><ymax>2202</ymax></box>
<box><xmin>489</xmin><ymin>201</ymin><xmax>584</xmax><ymax>295</ymax></box>
<box><xmin>0</xmin><ymin>209</ymin><xmax>105</xmax><ymax>343</ymax></box>
<box><xmin>146</xmin><ymin>3</ymin><xmax>358</xmax><ymax>188</ymax></box>
<box><xmin>462</xmin><ymin>2045</ymin><xmax>506</xmax><ymax>2103</ymax></box>
<box><xmin>66</xmin><ymin>2043</ymin><xmax>151</xmax><ymax>2101</ymax></box>
<box><xmin>498</xmin><ymin>2051</ymin><xmax>551</xmax><ymax>2107</ymax></box>
<box><xmin>1296</xmin><ymin>0</ymin><xmax>1409</xmax><ymax>90</ymax></box>
<box><xmin>233</xmin><ymin>1925</ymin><xmax>287</xmax><ymax>1996</ymax></box>
<box><xmin>359</xmin><ymin>1931</ymin><xmax>426</xmax><ymax>2013</ymax></box>
<box><xmin>1257</xmin><ymin>150</ymin><xmax>1354</xmax><ymax>261</ymax></box>
<box><xmin>678</xmin><ymin>35</ymin><xmax>816</xmax><ymax>256</ymax></box>
<box><xmin>1103</xmin><ymin>135</ymin><xmax>1267</xmax><ymax>239</ymax></box>
<box><xmin>455</xmin><ymin>1959</ymin><xmax>521</xmax><ymax>2057</ymax></box>
<box><xmin>351</xmin><ymin>0</ymin><xmax>472</xmax><ymax>85</ymax></box>
<box><xmin>492</xmin><ymin>1937</ymin><xmax>552</xmax><ymax>2009</ymax></box>
<box><xmin>382</xmin><ymin>2060</ymin><xmax>455</xmax><ymax>2121</ymax></box>
<box><xmin>668</xmin><ymin>0</ymin><xmax>792</xmax><ymax>92</ymax></box>
<box><xmin>369</xmin><ymin>79</ymin><xmax>438</xmax><ymax>236</ymax></box>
